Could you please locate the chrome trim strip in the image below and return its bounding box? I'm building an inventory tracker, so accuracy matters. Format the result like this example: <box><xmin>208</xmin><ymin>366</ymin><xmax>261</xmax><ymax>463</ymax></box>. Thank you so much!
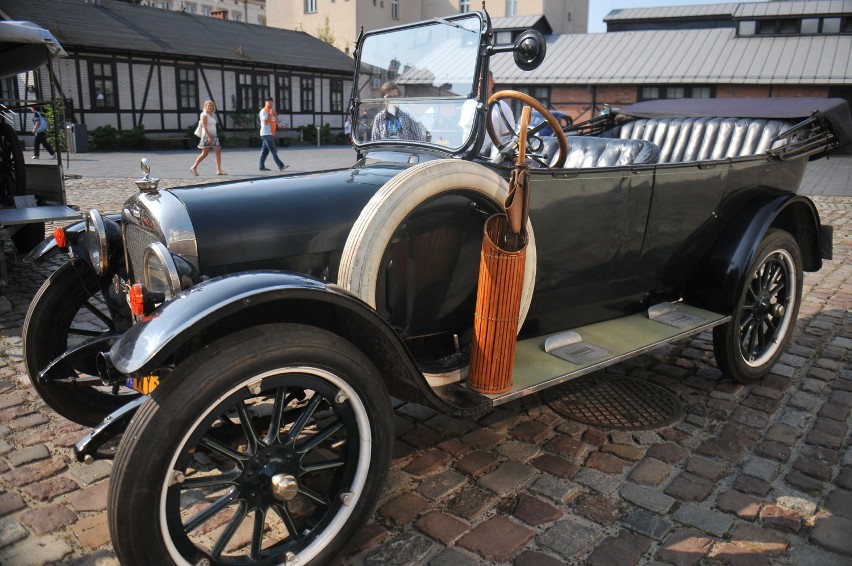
<box><xmin>86</xmin><ymin>209</ymin><xmax>108</xmax><ymax>275</ymax></box>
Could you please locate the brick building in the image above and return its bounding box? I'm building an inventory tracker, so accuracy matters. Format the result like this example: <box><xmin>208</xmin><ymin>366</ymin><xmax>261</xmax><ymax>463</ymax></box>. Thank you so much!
<box><xmin>491</xmin><ymin>1</ymin><xmax>852</xmax><ymax>123</ymax></box>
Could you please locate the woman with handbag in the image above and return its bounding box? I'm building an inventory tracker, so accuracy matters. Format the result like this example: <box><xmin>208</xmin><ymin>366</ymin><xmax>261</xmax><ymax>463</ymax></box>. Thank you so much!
<box><xmin>190</xmin><ymin>100</ymin><xmax>226</xmax><ymax>176</ymax></box>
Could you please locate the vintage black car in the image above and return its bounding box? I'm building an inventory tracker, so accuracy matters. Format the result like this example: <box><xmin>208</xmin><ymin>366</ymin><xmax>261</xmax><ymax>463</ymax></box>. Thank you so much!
<box><xmin>22</xmin><ymin>11</ymin><xmax>847</xmax><ymax>566</ymax></box>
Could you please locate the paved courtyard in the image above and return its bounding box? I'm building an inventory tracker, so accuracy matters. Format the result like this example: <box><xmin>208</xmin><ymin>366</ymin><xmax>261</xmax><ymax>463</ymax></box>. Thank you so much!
<box><xmin>0</xmin><ymin>148</ymin><xmax>849</xmax><ymax>565</ymax></box>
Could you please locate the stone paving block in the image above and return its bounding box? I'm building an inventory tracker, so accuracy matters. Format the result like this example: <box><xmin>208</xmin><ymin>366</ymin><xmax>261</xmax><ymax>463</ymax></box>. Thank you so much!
<box><xmin>576</xmin><ymin>494</ymin><xmax>625</xmax><ymax>526</ymax></box>
<box><xmin>754</xmin><ymin>440</ymin><xmax>792</xmax><ymax>462</ymax></box>
<box><xmin>495</xmin><ymin>440</ymin><xmax>539</xmax><ymax>462</ymax></box>
<box><xmin>657</xmin><ymin>527</ymin><xmax>713</xmax><ymax>565</ymax></box>
<box><xmin>71</xmin><ymin>513</ymin><xmax>110</xmax><ymax>548</ymax></box>
<box><xmin>684</xmin><ymin>455</ymin><xmax>728</xmax><ymax>482</ymax></box>
<box><xmin>785</xmin><ymin>470</ymin><xmax>824</xmax><ymax>494</ymax></box>
<box><xmin>582</xmin><ymin>428</ymin><xmax>608</xmax><ymax>446</ymax></box>
<box><xmin>22</xmin><ymin>476</ymin><xmax>79</xmax><ymax>501</ymax></box>
<box><xmin>586</xmin><ymin>530</ymin><xmax>652</xmax><ymax>566</ymax></box>
<box><xmin>6</xmin><ymin>444</ymin><xmax>49</xmax><ymax>468</ymax></box>
<box><xmin>715</xmin><ymin>489</ymin><xmax>762</xmax><ymax>521</ymax></box>
<box><xmin>732</xmin><ymin>474</ymin><xmax>771</xmax><ymax>497</ymax></box>
<box><xmin>697</xmin><ymin>437</ymin><xmax>745</xmax><ymax>464</ymax></box>
<box><xmin>530</xmin><ymin>474</ymin><xmax>581</xmax><ymax>504</ymax></box>
<box><xmin>414</xmin><ymin>511</ymin><xmax>468</xmax><ymax>545</ymax></box>
<box><xmin>819</xmin><ymin>402</ymin><xmax>850</xmax><ymax>422</ymax></box>
<box><xmin>513</xmin><ymin>549</ymin><xmax>566</xmax><ymax>566</ymax></box>
<box><xmin>510</xmin><ymin>420</ymin><xmax>551</xmax><ymax>443</ymax></box>
<box><xmin>393</xmin><ymin>415</ymin><xmax>415</xmax><ymax>439</ymax></box>
<box><xmin>788</xmin><ymin>542</ymin><xmax>852</xmax><ymax>566</ymax></box>
<box><xmin>545</xmin><ymin>435</ymin><xmax>589</xmax><ymax>460</ymax></box>
<box><xmin>814</xmin><ymin>416</ymin><xmax>848</xmax><ymax>437</ymax></box>
<box><xmin>629</xmin><ymin>457</ymin><xmax>672</xmax><ymax>486</ymax></box>
<box><xmin>793</xmin><ymin>455</ymin><xmax>833</xmax><ymax>481</ymax></box>
<box><xmin>64</xmin><ymin>481</ymin><xmax>109</xmax><ymax>513</ymax></box>
<box><xmin>402</xmin><ymin>425</ymin><xmax>444</xmax><ymax>450</ymax></box>
<box><xmin>586</xmin><ymin>451</ymin><xmax>630</xmax><ymax>474</ymax></box>
<box><xmin>417</xmin><ymin>469</ymin><xmax>467</xmax><ymax>501</ymax></box>
<box><xmin>574</xmin><ymin>466</ymin><xmax>623</xmax><ymax>496</ymax></box>
<box><xmin>672</xmin><ymin>503</ymin><xmax>734</xmax><ymax>537</ymax></box>
<box><xmin>457</xmin><ymin>515</ymin><xmax>533</xmax><ymax>562</ymax></box>
<box><xmin>531</xmin><ymin>453</ymin><xmax>579</xmax><ymax>479</ymax></box>
<box><xmin>426</xmin><ymin>414</ymin><xmax>475</xmax><ymax>437</ymax></box>
<box><xmin>620</xmin><ymin>483</ymin><xmax>676</xmax><ymax>514</ymax></box>
<box><xmin>0</xmin><ymin>534</ymin><xmax>72</xmax><ymax>564</ymax></box>
<box><xmin>780</xmin><ymin>406</ymin><xmax>812</xmax><ymax>426</ymax></box>
<box><xmin>0</xmin><ymin>518</ymin><xmax>27</xmax><ymax>549</ymax></box>
<box><xmin>727</xmin><ymin>522</ymin><xmax>789</xmax><ymax>554</ymax></box>
<box><xmin>403</xmin><ymin>449</ymin><xmax>452</xmax><ymax>478</ymax></box>
<box><xmin>0</xmin><ymin>439</ymin><xmax>10</xmax><ymax>457</ymax></box>
<box><xmin>444</xmin><ymin>485</ymin><xmax>497</xmax><ymax>522</ymax></box>
<box><xmin>378</xmin><ymin>468</ymin><xmax>416</xmax><ymax>505</ymax></box>
<box><xmin>19</xmin><ymin>503</ymin><xmax>76</xmax><ymax>536</ymax></box>
<box><xmin>837</xmin><ymin>467</ymin><xmax>852</xmax><ymax>491</ymax></box>
<box><xmin>342</xmin><ymin>523</ymin><xmax>388</xmax><ymax>557</ymax></box>
<box><xmin>455</xmin><ymin>450</ymin><xmax>498</xmax><ymax>477</ymax></box>
<box><xmin>477</xmin><ymin>409</ymin><xmax>521</xmax><ymax>431</ymax></box>
<box><xmin>379</xmin><ymin>492</ymin><xmax>430</xmax><ymax>526</ymax></box>
<box><xmin>460</xmin><ymin>428</ymin><xmax>503</xmax><ymax>449</ymax></box>
<box><xmin>623</xmin><ymin>509</ymin><xmax>673</xmax><ymax>542</ymax></box>
<box><xmin>664</xmin><ymin>472</ymin><xmax>715</xmax><ymax>502</ymax></box>
<box><xmin>742</xmin><ymin>455</ymin><xmax>781</xmax><ymax>482</ymax></box>
<box><xmin>2</xmin><ymin>458</ymin><xmax>67</xmax><ymax>487</ymax></box>
<box><xmin>69</xmin><ymin>459</ymin><xmax>112</xmax><ymax>486</ymax></box>
<box><xmin>436</xmin><ymin>438</ymin><xmax>469</xmax><ymax>458</ymax></box>
<box><xmin>825</xmin><ymin>488</ymin><xmax>852</xmax><ymax>520</ymax></box>
<box><xmin>765</xmin><ymin>423</ymin><xmax>800</xmax><ymax>446</ymax></box>
<box><xmin>476</xmin><ymin>461</ymin><xmax>536</xmax><ymax>497</ymax></box>
<box><xmin>809</xmin><ymin>512</ymin><xmax>852</xmax><ymax>557</ymax></box>
<box><xmin>427</xmin><ymin>548</ymin><xmax>480</xmax><ymax>566</ymax></box>
<box><xmin>0</xmin><ymin>491</ymin><xmax>26</xmax><ymax>517</ymax></box>
<box><xmin>759</xmin><ymin>504</ymin><xmax>802</xmax><ymax>533</ymax></box>
<box><xmin>537</xmin><ymin>517</ymin><xmax>602</xmax><ymax>561</ymax></box>
<box><xmin>364</xmin><ymin>531</ymin><xmax>440</xmax><ymax>565</ymax></box>
<box><xmin>7</xmin><ymin>413</ymin><xmax>50</xmax><ymax>430</ymax></box>
<box><xmin>646</xmin><ymin>442</ymin><xmax>687</xmax><ymax>464</ymax></box>
<box><xmin>513</xmin><ymin>492</ymin><xmax>563</xmax><ymax>526</ymax></box>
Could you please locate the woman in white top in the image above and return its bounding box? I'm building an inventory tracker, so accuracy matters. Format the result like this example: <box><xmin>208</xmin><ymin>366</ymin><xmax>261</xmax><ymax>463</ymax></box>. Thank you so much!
<box><xmin>190</xmin><ymin>100</ymin><xmax>226</xmax><ymax>176</ymax></box>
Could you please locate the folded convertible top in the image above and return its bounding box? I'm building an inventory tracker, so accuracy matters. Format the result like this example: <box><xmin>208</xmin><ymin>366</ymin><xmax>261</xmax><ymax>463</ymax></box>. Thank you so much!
<box><xmin>621</xmin><ymin>97</ymin><xmax>852</xmax><ymax>148</ymax></box>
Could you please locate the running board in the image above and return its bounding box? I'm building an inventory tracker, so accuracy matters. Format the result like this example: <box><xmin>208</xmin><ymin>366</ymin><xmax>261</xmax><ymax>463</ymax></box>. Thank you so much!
<box><xmin>432</xmin><ymin>303</ymin><xmax>729</xmax><ymax>412</ymax></box>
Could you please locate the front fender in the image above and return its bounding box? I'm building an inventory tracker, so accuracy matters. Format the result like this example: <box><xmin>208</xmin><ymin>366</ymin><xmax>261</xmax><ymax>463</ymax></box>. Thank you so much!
<box><xmin>108</xmin><ymin>270</ymin><xmax>468</xmax><ymax>414</ymax></box>
<box><xmin>685</xmin><ymin>192</ymin><xmax>824</xmax><ymax>312</ymax></box>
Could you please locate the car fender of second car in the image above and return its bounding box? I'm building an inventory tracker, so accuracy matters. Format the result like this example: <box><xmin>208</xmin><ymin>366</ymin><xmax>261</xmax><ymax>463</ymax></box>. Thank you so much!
<box><xmin>684</xmin><ymin>189</ymin><xmax>825</xmax><ymax>312</ymax></box>
<box><xmin>23</xmin><ymin>213</ymin><xmax>123</xmax><ymax>265</ymax></box>
<box><xmin>107</xmin><ymin>270</ymin><xmax>461</xmax><ymax>413</ymax></box>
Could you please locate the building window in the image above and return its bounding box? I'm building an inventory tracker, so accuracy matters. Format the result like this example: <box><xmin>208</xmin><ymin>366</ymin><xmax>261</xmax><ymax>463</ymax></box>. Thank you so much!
<box><xmin>330</xmin><ymin>79</ymin><xmax>343</xmax><ymax>113</ymax></box>
<box><xmin>237</xmin><ymin>72</ymin><xmax>270</xmax><ymax>110</ymax></box>
<box><xmin>506</xmin><ymin>0</ymin><xmax>517</xmax><ymax>17</ymax></box>
<box><xmin>822</xmin><ymin>17</ymin><xmax>842</xmax><ymax>34</ymax></box>
<box><xmin>232</xmin><ymin>12</ymin><xmax>242</xmax><ymax>21</ymax></box>
<box><xmin>511</xmin><ymin>86</ymin><xmax>549</xmax><ymax>115</ymax></box>
<box><xmin>176</xmin><ymin>67</ymin><xmax>198</xmax><ymax>110</ymax></box>
<box><xmin>90</xmin><ymin>60</ymin><xmax>116</xmax><ymax>109</ymax></box>
<box><xmin>301</xmin><ymin>77</ymin><xmax>315</xmax><ymax>112</ymax></box>
<box><xmin>305</xmin><ymin>0</ymin><xmax>317</xmax><ymax>14</ymax></box>
<box><xmin>639</xmin><ymin>85</ymin><xmax>714</xmax><ymax>101</ymax></box>
<box><xmin>276</xmin><ymin>75</ymin><xmax>291</xmax><ymax>112</ymax></box>
<box><xmin>801</xmin><ymin>18</ymin><xmax>819</xmax><ymax>34</ymax></box>
<box><xmin>738</xmin><ymin>20</ymin><xmax>755</xmax><ymax>35</ymax></box>
<box><xmin>391</xmin><ymin>0</ymin><xmax>399</xmax><ymax>20</ymax></box>
<box><xmin>460</xmin><ymin>0</ymin><xmax>470</xmax><ymax>13</ymax></box>
<box><xmin>202</xmin><ymin>5</ymin><xmax>211</xmax><ymax>16</ymax></box>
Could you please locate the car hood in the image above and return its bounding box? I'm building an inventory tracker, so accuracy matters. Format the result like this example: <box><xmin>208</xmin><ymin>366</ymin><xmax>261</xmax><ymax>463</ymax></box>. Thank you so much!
<box><xmin>166</xmin><ymin>163</ymin><xmax>406</xmax><ymax>275</ymax></box>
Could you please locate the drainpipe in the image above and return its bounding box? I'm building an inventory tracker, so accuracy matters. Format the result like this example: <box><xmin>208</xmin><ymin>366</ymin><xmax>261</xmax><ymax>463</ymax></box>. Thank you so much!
<box><xmin>590</xmin><ymin>84</ymin><xmax>597</xmax><ymax>119</ymax></box>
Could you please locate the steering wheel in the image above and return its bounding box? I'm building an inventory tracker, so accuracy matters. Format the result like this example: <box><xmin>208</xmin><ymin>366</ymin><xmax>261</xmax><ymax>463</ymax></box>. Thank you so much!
<box><xmin>486</xmin><ymin>90</ymin><xmax>568</xmax><ymax>168</ymax></box>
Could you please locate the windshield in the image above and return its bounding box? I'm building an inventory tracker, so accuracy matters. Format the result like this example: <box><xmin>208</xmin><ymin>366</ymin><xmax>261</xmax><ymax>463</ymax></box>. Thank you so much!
<box><xmin>354</xmin><ymin>14</ymin><xmax>483</xmax><ymax>152</ymax></box>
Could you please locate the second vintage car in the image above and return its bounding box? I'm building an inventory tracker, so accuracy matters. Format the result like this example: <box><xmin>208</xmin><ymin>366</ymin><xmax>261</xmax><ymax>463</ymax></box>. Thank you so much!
<box><xmin>23</xmin><ymin>10</ymin><xmax>846</xmax><ymax>566</ymax></box>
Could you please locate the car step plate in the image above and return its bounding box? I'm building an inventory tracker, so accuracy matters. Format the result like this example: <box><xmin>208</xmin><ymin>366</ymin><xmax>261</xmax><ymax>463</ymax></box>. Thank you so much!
<box><xmin>648</xmin><ymin>302</ymin><xmax>706</xmax><ymax>329</ymax></box>
<box><xmin>544</xmin><ymin>331</ymin><xmax>611</xmax><ymax>364</ymax></box>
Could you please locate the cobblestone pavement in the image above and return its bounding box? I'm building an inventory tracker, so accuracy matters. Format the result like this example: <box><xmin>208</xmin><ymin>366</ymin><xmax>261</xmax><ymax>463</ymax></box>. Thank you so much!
<box><xmin>0</xmin><ymin>172</ymin><xmax>849</xmax><ymax>565</ymax></box>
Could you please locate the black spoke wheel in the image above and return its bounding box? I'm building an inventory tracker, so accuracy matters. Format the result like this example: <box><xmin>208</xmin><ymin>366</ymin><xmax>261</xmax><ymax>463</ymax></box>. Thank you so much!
<box><xmin>23</xmin><ymin>260</ymin><xmax>135</xmax><ymax>425</ymax></box>
<box><xmin>108</xmin><ymin>324</ymin><xmax>393</xmax><ymax>566</ymax></box>
<box><xmin>0</xmin><ymin>122</ymin><xmax>25</xmax><ymax>206</ymax></box>
<box><xmin>713</xmin><ymin>229</ymin><xmax>802</xmax><ymax>384</ymax></box>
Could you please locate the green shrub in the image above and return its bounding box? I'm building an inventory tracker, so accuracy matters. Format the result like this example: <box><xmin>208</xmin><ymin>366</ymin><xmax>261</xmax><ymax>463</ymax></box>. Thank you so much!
<box><xmin>118</xmin><ymin>125</ymin><xmax>146</xmax><ymax>149</ymax></box>
<box><xmin>297</xmin><ymin>123</ymin><xmax>335</xmax><ymax>145</ymax></box>
<box><xmin>89</xmin><ymin>125</ymin><xmax>119</xmax><ymax>150</ymax></box>
<box><xmin>43</xmin><ymin>101</ymin><xmax>67</xmax><ymax>152</ymax></box>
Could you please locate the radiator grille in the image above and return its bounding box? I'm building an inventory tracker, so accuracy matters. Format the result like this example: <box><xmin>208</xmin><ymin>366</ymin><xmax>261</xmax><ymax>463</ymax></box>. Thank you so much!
<box><xmin>124</xmin><ymin>222</ymin><xmax>161</xmax><ymax>282</ymax></box>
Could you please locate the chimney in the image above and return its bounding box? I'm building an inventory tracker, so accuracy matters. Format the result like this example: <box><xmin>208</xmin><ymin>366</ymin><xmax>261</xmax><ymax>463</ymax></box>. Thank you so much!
<box><xmin>211</xmin><ymin>9</ymin><xmax>228</xmax><ymax>19</ymax></box>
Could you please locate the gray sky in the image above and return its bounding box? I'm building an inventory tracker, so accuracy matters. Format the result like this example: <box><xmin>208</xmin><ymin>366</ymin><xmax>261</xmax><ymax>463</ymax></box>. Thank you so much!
<box><xmin>588</xmin><ymin>0</ymin><xmax>769</xmax><ymax>33</ymax></box>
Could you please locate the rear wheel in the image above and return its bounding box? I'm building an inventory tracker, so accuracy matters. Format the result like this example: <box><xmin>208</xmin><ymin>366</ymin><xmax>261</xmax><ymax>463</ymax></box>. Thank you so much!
<box><xmin>713</xmin><ymin>229</ymin><xmax>802</xmax><ymax>384</ymax></box>
<box><xmin>108</xmin><ymin>323</ymin><xmax>393</xmax><ymax>566</ymax></box>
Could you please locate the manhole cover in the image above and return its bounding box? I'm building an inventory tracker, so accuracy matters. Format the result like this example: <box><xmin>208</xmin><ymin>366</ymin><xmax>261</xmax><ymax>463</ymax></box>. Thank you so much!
<box><xmin>544</xmin><ymin>374</ymin><xmax>682</xmax><ymax>430</ymax></box>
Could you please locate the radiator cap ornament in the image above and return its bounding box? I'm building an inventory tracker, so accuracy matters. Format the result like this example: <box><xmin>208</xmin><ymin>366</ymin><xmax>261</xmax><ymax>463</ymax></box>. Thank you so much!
<box><xmin>135</xmin><ymin>158</ymin><xmax>160</xmax><ymax>193</ymax></box>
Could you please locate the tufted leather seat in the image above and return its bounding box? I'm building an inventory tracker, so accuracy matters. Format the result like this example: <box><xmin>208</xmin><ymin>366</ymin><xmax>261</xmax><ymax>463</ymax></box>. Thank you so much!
<box><xmin>606</xmin><ymin>117</ymin><xmax>795</xmax><ymax>164</ymax></box>
<box><xmin>540</xmin><ymin>135</ymin><xmax>660</xmax><ymax>168</ymax></box>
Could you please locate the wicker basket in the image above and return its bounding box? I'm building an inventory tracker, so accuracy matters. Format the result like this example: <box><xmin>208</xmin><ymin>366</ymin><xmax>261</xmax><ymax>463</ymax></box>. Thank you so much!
<box><xmin>468</xmin><ymin>214</ymin><xmax>526</xmax><ymax>394</ymax></box>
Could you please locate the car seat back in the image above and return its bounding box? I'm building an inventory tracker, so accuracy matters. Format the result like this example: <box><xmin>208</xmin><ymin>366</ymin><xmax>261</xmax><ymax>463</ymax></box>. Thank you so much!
<box><xmin>540</xmin><ymin>136</ymin><xmax>660</xmax><ymax>168</ymax></box>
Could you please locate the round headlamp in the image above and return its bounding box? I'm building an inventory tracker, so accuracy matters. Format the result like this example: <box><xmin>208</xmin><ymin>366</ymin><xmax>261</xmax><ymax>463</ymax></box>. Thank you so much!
<box><xmin>143</xmin><ymin>242</ymin><xmax>181</xmax><ymax>300</ymax></box>
<box><xmin>85</xmin><ymin>209</ymin><xmax>109</xmax><ymax>276</ymax></box>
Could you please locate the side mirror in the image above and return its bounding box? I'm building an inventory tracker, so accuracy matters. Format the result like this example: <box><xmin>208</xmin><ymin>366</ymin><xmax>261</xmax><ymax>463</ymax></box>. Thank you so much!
<box><xmin>513</xmin><ymin>30</ymin><xmax>546</xmax><ymax>71</ymax></box>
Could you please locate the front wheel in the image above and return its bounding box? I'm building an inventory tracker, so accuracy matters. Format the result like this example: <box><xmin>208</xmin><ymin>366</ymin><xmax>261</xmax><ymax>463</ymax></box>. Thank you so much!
<box><xmin>108</xmin><ymin>323</ymin><xmax>393</xmax><ymax>566</ymax></box>
<box><xmin>713</xmin><ymin>229</ymin><xmax>803</xmax><ymax>384</ymax></box>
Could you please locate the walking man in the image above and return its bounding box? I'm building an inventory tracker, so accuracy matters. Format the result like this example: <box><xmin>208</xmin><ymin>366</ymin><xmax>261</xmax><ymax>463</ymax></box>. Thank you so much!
<box><xmin>31</xmin><ymin>105</ymin><xmax>55</xmax><ymax>160</ymax></box>
<box><xmin>258</xmin><ymin>98</ymin><xmax>287</xmax><ymax>172</ymax></box>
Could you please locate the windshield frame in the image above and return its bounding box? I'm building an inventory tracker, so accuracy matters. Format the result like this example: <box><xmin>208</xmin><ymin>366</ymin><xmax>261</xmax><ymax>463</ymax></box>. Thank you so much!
<box><xmin>350</xmin><ymin>11</ymin><xmax>492</xmax><ymax>160</ymax></box>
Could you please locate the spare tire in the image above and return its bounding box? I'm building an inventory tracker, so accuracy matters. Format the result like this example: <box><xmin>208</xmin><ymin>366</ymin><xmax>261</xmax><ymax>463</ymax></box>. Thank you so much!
<box><xmin>338</xmin><ymin>159</ymin><xmax>536</xmax><ymax>333</ymax></box>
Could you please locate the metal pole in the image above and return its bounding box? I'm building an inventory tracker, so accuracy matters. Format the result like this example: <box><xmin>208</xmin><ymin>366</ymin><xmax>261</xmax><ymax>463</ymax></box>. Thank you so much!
<box><xmin>316</xmin><ymin>125</ymin><xmax>320</xmax><ymax>147</ymax></box>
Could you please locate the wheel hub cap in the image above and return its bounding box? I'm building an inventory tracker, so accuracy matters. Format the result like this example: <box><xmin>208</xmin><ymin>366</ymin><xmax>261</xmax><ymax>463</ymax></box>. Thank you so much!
<box><xmin>270</xmin><ymin>473</ymin><xmax>299</xmax><ymax>501</ymax></box>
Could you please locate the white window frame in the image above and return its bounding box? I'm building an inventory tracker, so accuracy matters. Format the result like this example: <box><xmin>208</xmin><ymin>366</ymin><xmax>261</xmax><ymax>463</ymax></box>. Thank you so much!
<box><xmin>305</xmin><ymin>0</ymin><xmax>317</xmax><ymax>14</ymax></box>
